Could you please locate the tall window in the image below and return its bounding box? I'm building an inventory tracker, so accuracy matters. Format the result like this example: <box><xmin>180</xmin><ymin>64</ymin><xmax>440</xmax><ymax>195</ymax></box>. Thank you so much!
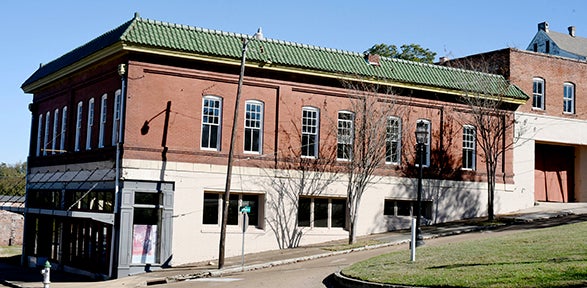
<box><xmin>86</xmin><ymin>98</ymin><xmax>95</xmax><ymax>150</ymax></box>
<box><xmin>244</xmin><ymin>100</ymin><xmax>263</xmax><ymax>153</ymax></box>
<box><xmin>201</xmin><ymin>96</ymin><xmax>222</xmax><ymax>150</ymax></box>
<box><xmin>60</xmin><ymin>106</ymin><xmax>67</xmax><ymax>153</ymax></box>
<box><xmin>386</xmin><ymin>116</ymin><xmax>401</xmax><ymax>164</ymax></box>
<box><xmin>462</xmin><ymin>125</ymin><xmax>476</xmax><ymax>170</ymax></box>
<box><xmin>337</xmin><ymin>111</ymin><xmax>354</xmax><ymax>161</ymax></box>
<box><xmin>36</xmin><ymin>114</ymin><xmax>43</xmax><ymax>157</ymax></box>
<box><xmin>301</xmin><ymin>107</ymin><xmax>319</xmax><ymax>158</ymax></box>
<box><xmin>75</xmin><ymin>101</ymin><xmax>83</xmax><ymax>151</ymax></box>
<box><xmin>112</xmin><ymin>90</ymin><xmax>122</xmax><ymax>146</ymax></box>
<box><xmin>415</xmin><ymin>119</ymin><xmax>431</xmax><ymax>167</ymax></box>
<box><xmin>298</xmin><ymin>197</ymin><xmax>346</xmax><ymax>228</ymax></box>
<box><xmin>533</xmin><ymin>78</ymin><xmax>545</xmax><ymax>109</ymax></box>
<box><xmin>52</xmin><ymin>109</ymin><xmax>59</xmax><ymax>155</ymax></box>
<box><xmin>99</xmin><ymin>94</ymin><xmax>107</xmax><ymax>148</ymax></box>
<box><xmin>43</xmin><ymin>112</ymin><xmax>50</xmax><ymax>156</ymax></box>
<box><xmin>563</xmin><ymin>82</ymin><xmax>575</xmax><ymax>114</ymax></box>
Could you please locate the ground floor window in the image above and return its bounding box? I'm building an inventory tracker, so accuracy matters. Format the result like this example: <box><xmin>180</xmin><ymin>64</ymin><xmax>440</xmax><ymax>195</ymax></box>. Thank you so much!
<box><xmin>202</xmin><ymin>192</ymin><xmax>263</xmax><ymax>228</ymax></box>
<box><xmin>298</xmin><ymin>197</ymin><xmax>346</xmax><ymax>228</ymax></box>
<box><xmin>384</xmin><ymin>199</ymin><xmax>432</xmax><ymax>219</ymax></box>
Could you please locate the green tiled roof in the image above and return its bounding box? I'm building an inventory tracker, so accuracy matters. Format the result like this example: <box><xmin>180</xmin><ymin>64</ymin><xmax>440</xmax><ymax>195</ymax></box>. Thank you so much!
<box><xmin>22</xmin><ymin>15</ymin><xmax>528</xmax><ymax>101</ymax></box>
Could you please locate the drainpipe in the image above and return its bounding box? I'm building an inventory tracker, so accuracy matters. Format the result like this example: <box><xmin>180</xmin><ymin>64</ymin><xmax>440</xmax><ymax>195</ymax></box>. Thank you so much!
<box><xmin>109</xmin><ymin>63</ymin><xmax>127</xmax><ymax>278</ymax></box>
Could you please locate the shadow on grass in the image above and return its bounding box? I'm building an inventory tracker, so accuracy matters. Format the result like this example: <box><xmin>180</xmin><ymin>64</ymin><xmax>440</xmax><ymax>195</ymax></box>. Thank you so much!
<box><xmin>429</xmin><ymin>258</ymin><xmax>586</xmax><ymax>269</ymax></box>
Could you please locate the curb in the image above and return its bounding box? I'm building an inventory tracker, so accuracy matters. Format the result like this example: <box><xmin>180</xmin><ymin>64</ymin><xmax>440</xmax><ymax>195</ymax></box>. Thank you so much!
<box><xmin>333</xmin><ymin>271</ymin><xmax>421</xmax><ymax>288</ymax></box>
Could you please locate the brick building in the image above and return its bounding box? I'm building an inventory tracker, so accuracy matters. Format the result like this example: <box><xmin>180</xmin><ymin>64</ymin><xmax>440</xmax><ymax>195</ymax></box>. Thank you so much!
<box><xmin>444</xmin><ymin>23</ymin><xmax>587</xmax><ymax>205</ymax></box>
<box><xmin>21</xmin><ymin>14</ymin><xmax>527</xmax><ymax>278</ymax></box>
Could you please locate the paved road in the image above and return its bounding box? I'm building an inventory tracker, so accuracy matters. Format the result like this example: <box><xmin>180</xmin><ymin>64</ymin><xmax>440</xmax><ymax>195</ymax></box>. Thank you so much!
<box><xmin>162</xmin><ymin>231</ymin><xmax>516</xmax><ymax>288</ymax></box>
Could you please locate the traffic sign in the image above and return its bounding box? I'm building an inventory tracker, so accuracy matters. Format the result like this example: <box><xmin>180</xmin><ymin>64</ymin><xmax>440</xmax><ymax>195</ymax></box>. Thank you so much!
<box><xmin>240</xmin><ymin>206</ymin><xmax>251</xmax><ymax>213</ymax></box>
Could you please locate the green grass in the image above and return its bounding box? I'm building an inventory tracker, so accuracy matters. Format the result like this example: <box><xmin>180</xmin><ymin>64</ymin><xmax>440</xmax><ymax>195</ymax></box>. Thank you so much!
<box><xmin>342</xmin><ymin>222</ymin><xmax>587</xmax><ymax>287</ymax></box>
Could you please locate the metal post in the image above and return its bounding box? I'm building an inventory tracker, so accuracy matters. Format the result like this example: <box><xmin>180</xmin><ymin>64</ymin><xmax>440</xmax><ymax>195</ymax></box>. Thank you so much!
<box><xmin>416</xmin><ymin>143</ymin><xmax>425</xmax><ymax>247</ymax></box>
<box><xmin>410</xmin><ymin>218</ymin><xmax>416</xmax><ymax>261</ymax></box>
<box><xmin>241</xmin><ymin>211</ymin><xmax>247</xmax><ymax>272</ymax></box>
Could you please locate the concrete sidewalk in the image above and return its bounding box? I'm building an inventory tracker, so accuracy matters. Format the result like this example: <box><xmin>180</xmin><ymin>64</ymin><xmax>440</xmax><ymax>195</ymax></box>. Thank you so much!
<box><xmin>3</xmin><ymin>202</ymin><xmax>587</xmax><ymax>288</ymax></box>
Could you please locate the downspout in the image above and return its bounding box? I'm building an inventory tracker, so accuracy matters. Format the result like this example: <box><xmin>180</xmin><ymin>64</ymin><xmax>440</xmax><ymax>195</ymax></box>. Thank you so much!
<box><xmin>109</xmin><ymin>63</ymin><xmax>127</xmax><ymax>278</ymax></box>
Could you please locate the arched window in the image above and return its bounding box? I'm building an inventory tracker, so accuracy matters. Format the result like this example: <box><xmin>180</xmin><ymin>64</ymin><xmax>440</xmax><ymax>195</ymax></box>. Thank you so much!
<box><xmin>201</xmin><ymin>96</ymin><xmax>222</xmax><ymax>150</ymax></box>
<box><xmin>75</xmin><ymin>101</ymin><xmax>83</xmax><ymax>151</ymax></box>
<box><xmin>99</xmin><ymin>94</ymin><xmax>108</xmax><ymax>148</ymax></box>
<box><xmin>60</xmin><ymin>106</ymin><xmax>67</xmax><ymax>153</ymax></box>
<box><xmin>337</xmin><ymin>111</ymin><xmax>354</xmax><ymax>161</ymax></box>
<box><xmin>532</xmin><ymin>78</ymin><xmax>545</xmax><ymax>110</ymax></box>
<box><xmin>301</xmin><ymin>106</ymin><xmax>319</xmax><ymax>158</ymax></box>
<box><xmin>462</xmin><ymin>125</ymin><xmax>476</xmax><ymax>170</ymax></box>
<box><xmin>563</xmin><ymin>82</ymin><xmax>575</xmax><ymax>114</ymax></box>
<box><xmin>86</xmin><ymin>98</ymin><xmax>95</xmax><ymax>150</ymax></box>
<box><xmin>244</xmin><ymin>100</ymin><xmax>264</xmax><ymax>153</ymax></box>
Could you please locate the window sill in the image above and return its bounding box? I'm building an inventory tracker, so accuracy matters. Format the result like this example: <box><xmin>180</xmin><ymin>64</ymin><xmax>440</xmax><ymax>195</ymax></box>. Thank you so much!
<box><xmin>201</xmin><ymin>225</ymin><xmax>265</xmax><ymax>234</ymax></box>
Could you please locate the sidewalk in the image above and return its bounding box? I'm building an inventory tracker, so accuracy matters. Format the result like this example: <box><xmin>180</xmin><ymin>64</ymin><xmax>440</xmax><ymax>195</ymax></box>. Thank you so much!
<box><xmin>3</xmin><ymin>202</ymin><xmax>587</xmax><ymax>288</ymax></box>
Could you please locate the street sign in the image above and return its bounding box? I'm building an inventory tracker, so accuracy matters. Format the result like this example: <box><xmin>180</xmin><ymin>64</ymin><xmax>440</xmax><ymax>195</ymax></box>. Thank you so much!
<box><xmin>240</xmin><ymin>206</ymin><xmax>251</xmax><ymax>213</ymax></box>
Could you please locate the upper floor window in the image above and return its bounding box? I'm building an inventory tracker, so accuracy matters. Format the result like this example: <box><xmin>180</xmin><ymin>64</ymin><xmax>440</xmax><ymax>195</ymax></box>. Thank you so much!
<box><xmin>52</xmin><ymin>109</ymin><xmax>59</xmax><ymax>155</ymax></box>
<box><xmin>244</xmin><ymin>100</ymin><xmax>263</xmax><ymax>153</ymax></box>
<box><xmin>201</xmin><ymin>96</ymin><xmax>222</xmax><ymax>150</ymax></box>
<box><xmin>337</xmin><ymin>111</ymin><xmax>354</xmax><ymax>161</ymax></box>
<box><xmin>112</xmin><ymin>89</ymin><xmax>122</xmax><ymax>146</ymax></box>
<box><xmin>563</xmin><ymin>82</ymin><xmax>575</xmax><ymax>114</ymax></box>
<box><xmin>60</xmin><ymin>106</ymin><xmax>67</xmax><ymax>153</ymax></box>
<box><xmin>462</xmin><ymin>125</ymin><xmax>476</xmax><ymax>170</ymax></box>
<box><xmin>301</xmin><ymin>107</ymin><xmax>319</xmax><ymax>158</ymax></box>
<box><xmin>415</xmin><ymin>119</ymin><xmax>431</xmax><ymax>167</ymax></box>
<box><xmin>86</xmin><ymin>98</ymin><xmax>95</xmax><ymax>150</ymax></box>
<box><xmin>385</xmin><ymin>116</ymin><xmax>401</xmax><ymax>165</ymax></box>
<box><xmin>99</xmin><ymin>94</ymin><xmax>107</xmax><ymax>148</ymax></box>
<box><xmin>533</xmin><ymin>78</ymin><xmax>545</xmax><ymax>110</ymax></box>
<box><xmin>43</xmin><ymin>112</ymin><xmax>50</xmax><ymax>156</ymax></box>
<box><xmin>36</xmin><ymin>114</ymin><xmax>43</xmax><ymax>157</ymax></box>
<box><xmin>75</xmin><ymin>101</ymin><xmax>83</xmax><ymax>152</ymax></box>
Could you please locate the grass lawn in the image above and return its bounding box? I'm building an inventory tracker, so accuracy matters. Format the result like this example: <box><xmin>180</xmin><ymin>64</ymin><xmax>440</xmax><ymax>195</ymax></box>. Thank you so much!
<box><xmin>342</xmin><ymin>221</ymin><xmax>587</xmax><ymax>288</ymax></box>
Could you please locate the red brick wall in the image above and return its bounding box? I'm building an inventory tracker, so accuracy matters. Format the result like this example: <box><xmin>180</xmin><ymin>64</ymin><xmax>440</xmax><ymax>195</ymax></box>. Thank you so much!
<box><xmin>0</xmin><ymin>211</ymin><xmax>23</xmax><ymax>246</ymax></box>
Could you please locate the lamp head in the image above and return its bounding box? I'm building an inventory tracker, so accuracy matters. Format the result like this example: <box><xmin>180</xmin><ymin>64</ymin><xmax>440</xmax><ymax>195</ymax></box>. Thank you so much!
<box><xmin>415</xmin><ymin>121</ymin><xmax>429</xmax><ymax>145</ymax></box>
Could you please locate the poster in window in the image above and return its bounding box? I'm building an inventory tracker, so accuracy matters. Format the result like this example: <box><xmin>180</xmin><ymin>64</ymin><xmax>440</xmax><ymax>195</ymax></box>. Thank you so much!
<box><xmin>132</xmin><ymin>224</ymin><xmax>157</xmax><ymax>263</ymax></box>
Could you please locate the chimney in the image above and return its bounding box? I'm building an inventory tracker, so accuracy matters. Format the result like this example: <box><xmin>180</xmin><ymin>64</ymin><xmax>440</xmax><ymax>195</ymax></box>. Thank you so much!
<box><xmin>538</xmin><ymin>21</ymin><xmax>549</xmax><ymax>32</ymax></box>
<box><xmin>364</xmin><ymin>54</ymin><xmax>381</xmax><ymax>66</ymax></box>
<box><xmin>568</xmin><ymin>26</ymin><xmax>576</xmax><ymax>37</ymax></box>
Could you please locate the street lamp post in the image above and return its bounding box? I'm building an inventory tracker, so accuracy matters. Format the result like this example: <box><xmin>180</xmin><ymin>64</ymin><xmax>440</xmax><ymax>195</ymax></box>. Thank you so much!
<box><xmin>414</xmin><ymin>121</ymin><xmax>428</xmax><ymax>247</ymax></box>
<box><xmin>218</xmin><ymin>28</ymin><xmax>263</xmax><ymax>269</ymax></box>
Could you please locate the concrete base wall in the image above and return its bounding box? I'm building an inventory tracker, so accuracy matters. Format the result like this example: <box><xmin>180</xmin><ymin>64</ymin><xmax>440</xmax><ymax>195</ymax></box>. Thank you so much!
<box><xmin>122</xmin><ymin>158</ymin><xmax>524</xmax><ymax>266</ymax></box>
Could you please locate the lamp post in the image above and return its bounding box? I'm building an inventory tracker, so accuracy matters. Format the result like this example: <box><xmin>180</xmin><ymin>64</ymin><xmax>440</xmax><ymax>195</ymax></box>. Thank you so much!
<box><xmin>414</xmin><ymin>121</ymin><xmax>428</xmax><ymax>247</ymax></box>
<box><xmin>218</xmin><ymin>28</ymin><xmax>263</xmax><ymax>269</ymax></box>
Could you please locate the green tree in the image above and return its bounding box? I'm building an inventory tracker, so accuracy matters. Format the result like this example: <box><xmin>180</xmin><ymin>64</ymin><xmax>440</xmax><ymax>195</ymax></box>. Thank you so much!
<box><xmin>365</xmin><ymin>43</ymin><xmax>437</xmax><ymax>63</ymax></box>
<box><xmin>0</xmin><ymin>162</ymin><xmax>26</xmax><ymax>196</ymax></box>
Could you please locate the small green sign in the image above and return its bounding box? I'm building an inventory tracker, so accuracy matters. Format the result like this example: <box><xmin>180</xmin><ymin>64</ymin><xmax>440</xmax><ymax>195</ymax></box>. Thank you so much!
<box><xmin>240</xmin><ymin>206</ymin><xmax>251</xmax><ymax>213</ymax></box>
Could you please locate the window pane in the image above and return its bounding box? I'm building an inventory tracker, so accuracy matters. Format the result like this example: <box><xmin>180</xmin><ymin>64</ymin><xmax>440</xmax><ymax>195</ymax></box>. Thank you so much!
<box><xmin>302</xmin><ymin>108</ymin><xmax>319</xmax><ymax>157</ymax></box>
<box><xmin>203</xmin><ymin>193</ymin><xmax>219</xmax><ymax>224</ymax></box>
<box><xmin>133</xmin><ymin>208</ymin><xmax>159</xmax><ymax>225</ymax></box>
<box><xmin>397</xmin><ymin>200</ymin><xmax>412</xmax><ymax>216</ymax></box>
<box><xmin>228</xmin><ymin>194</ymin><xmax>239</xmax><ymax>225</ymax></box>
<box><xmin>244</xmin><ymin>101</ymin><xmax>263</xmax><ymax>153</ymax></box>
<box><xmin>201</xmin><ymin>97</ymin><xmax>221</xmax><ymax>149</ymax></box>
<box><xmin>298</xmin><ymin>198</ymin><xmax>311</xmax><ymax>227</ymax></box>
<box><xmin>314</xmin><ymin>199</ymin><xmax>328</xmax><ymax>227</ymax></box>
<box><xmin>242</xmin><ymin>195</ymin><xmax>258</xmax><ymax>226</ymax></box>
<box><xmin>337</xmin><ymin>112</ymin><xmax>354</xmax><ymax>160</ymax></box>
<box><xmin>135</xmin><ymin>192</ymin><xmax>160</xmax><ymax>206</ymax></box>
<box><xmin>331</xmin><ymin>199</ymin><xmax>346</xmax><ymax>228</ymax></box>
<box><xmin>383</xmin><ymin>199</ymin><xmax>394</xmax><ymax>215</ymax></box>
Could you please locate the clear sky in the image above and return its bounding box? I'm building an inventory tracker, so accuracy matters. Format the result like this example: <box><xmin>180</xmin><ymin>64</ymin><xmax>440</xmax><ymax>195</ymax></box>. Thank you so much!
<box><xmin>1</xmin><ymin>0</ymin><xmax>585</xmax><ymax>164</ymax></box>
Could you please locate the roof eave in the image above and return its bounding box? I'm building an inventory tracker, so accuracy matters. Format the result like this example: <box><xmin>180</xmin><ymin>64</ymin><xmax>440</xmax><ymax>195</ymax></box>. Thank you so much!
<box><xmin>21</xmin><ymin>42</ymin><xmax>125</xmax><ymax>93</ymax></box>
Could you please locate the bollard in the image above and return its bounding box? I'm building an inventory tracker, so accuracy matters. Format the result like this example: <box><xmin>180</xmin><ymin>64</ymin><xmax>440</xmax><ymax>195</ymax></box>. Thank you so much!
<box><xmin>41</xmin><ymin>260</ymin><xmax>51</xmax><ymax>288</ymax></box>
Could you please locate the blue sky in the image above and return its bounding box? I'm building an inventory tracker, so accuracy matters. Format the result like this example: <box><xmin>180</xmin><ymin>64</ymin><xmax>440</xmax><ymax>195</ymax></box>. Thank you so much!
<box><xmin>1</xmin><ymin>0</ymin><xmax>585</xmax><ymax>164</ymax></box>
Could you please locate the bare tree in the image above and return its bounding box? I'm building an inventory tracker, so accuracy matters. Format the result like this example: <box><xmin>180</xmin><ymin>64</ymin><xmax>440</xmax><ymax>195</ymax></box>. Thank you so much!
<box><xmin>253</xmin><ymin>108</ymin><xmax>340</xmax><ymax>249</ymax></box>
<box><xmin>452</xmin><ymin>72</ymin><xmax>521</xmax><ymax>221</ymax></box>
<box><xmin>338</xmin><ymin>82</ymin><xmax>402</xmax><ymax>244</ymax></box>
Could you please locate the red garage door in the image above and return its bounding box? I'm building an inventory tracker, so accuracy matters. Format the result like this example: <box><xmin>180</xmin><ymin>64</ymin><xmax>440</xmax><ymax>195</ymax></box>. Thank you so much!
<box><xmin>534</xmin><ymin>144</ymin><xmax>575</xmax><ymax>202</ymax></box>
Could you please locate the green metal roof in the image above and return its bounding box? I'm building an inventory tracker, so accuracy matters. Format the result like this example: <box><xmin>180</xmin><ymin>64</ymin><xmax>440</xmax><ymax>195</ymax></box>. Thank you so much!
<box><xmin>22</xmin><ymin>15</ymin><xmax>528</xmax><ymax>101</ymax></box>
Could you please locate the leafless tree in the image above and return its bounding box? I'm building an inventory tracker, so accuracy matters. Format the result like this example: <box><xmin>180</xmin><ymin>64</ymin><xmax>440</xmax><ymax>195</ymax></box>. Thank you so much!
<box><xmin>254</xmin><ymin>111</ymin><xmax>340</xmax><ymax>249</ymax></box>
<box><xmin>449</xmin><ymin>67</ymin><xmax>522</xmax><ymax>221</ymax></box>
<box><xmin>338</xmin><ymin>81</ymin><xmax>403</xmax><ymax>244</ymax></box>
